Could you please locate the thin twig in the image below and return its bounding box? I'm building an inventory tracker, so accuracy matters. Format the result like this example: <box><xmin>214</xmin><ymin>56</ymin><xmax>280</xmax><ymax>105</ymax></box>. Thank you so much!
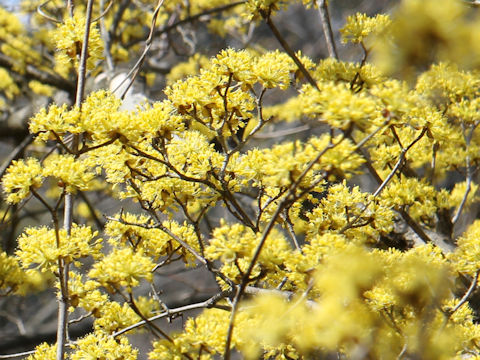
<box><xmin>261</xmin><ymin>10</ymin><xmax>319</xmax><ymax>91</ymax></box>
<box><xmin>110</xmin><ymin>0</ymin><xmax>132</xmax><ymax>42</ymax></box>
<box><xmin>110</xmin><ymin>285</ymin><xmax>317</xmax><ymax>339</ymax></box>
<box><xmin>280</xmin><ymin>211</ymin><xmax>302</xmax><ymax>252</ymax></box>
<box><xmin>0</xmin><ymin>350</ymin><xmax>36</xmax><ymax>359</ymax></box>
<box><xmin>75</xmin><ymin>0</ymin><xmax>95</xmax><ymax>109</ymax></box>
<box><xmin>0</xmin><ymin>53</ymin><xmax>74</xmax><ymax>95</ymax></box>
<box><xmin>112</xmin><ymin>0</ymin><xmax>166</xmax><ymax>99</ymax></box>
<box><xmin>0</xmin><ymin>311</ymin><xmax>26</xmax><ymax>335</ymax></box>
<box><xmin>452</xmin><ymin>123</ymin><xmax>477</xmax><ymax>224</ymax></box>
<box><xmin>92</xmin><ymin>0</ymin><xmax>114</xmax><ymax>22</ymax></box>
<box><xmin>373</xmin><ymin>128</ymin><xmax>427</xmax><ymax>197</ymax></box>
<box><xmin>340</xmin><ymin>128</ymin><xmax>427</xmax><ymax>234</ymax></box>
<box><xmin>66</xmin><ymin>0</ymin><xmax>74</xmax><ymax>17</ymax></box>
<box><xmin>452</xmin><ymin>160</ymin><xmax>472</xmax><ymax>224</ymax></box>
<box><xmin>37</xmin><ymin>0</ymin><xmax>61</xmax><ymax>23</ymax></box>
<box><xmin>99</xmin><ymin>0</ymin><xmax>115</xmax><ymax>72</ymax></box>
<box><xmin>68</xmin><ymin>311</ymin><xmax>92</xmax><ymax>324</ymax></box>
<box><xmin>78</xmin><ymin>192</ymin><xmax>104</xmax><ymax>230</ymax></box>
<box><xmin>244</xmin><ymin>286</ymin><xmax>318</xmax><ymax>310</ymax></box>
<box><xmin>397</xmin><ymin>342</ymin><xmax>408</xmax><ymax>360</ymax></box>
<box><xmin>0</xmin><ymin>134</ymin><xmax>35</xmax><ymax>180</ymax></box>
<box><xmin>105</xmin><ymin>214</ymin><xmax>207</xmax><ymax>265</ymax></box>
<box><xmin>347</xmin><ymin>132</ymin><xmax>433</xmax><ymax>244</ymax></box>
<box><xmin>253</xmin><ymin>125</ymin><xmax>310</xmax><ymax>139</ymax></box>
<box><xmin>111</xmin><ymin>292</ymin><xmax>231</xmax><ymax>338</ymax></box>
<box><xmin>449</xmin><ymin>270</ymin><xmax>480</xmax><ymax>316</ymax></box>
<box><xmin>127</xmin><ymin>291</ymin><xmax>172</xmax><ymax>341</ymax></box>
<box><xmin>318</xmin><ymin>0</ymin><xmax>338</xmax><ymax>59</ymax></box>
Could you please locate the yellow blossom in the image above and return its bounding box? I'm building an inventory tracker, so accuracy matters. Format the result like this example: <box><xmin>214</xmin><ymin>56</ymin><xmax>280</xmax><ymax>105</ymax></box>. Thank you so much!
<box><xmin>16</xmin><ymin>224</ymin><xmax>102</xmax><ymax>272</ymax></box>
<box><xmin>43</xmin><ymin>154</ymin><xmax>96</xmax><ymax>193</ymax></box>
<box><xmin>70</xmin><ymin>334</ymin><xmax>137</xmax><ymax>360</ymax></box>
<box><xmin>89</xmin><ymin>248</ymin><xmax>154</xmax><ymax>290</ymax></box>
<box><xmin>2</xmin><ymin>158</ymin><xmax>44</xmax><ymax>204</ymax></box>
<box><xmin>340</xmin><ymin>13</ymin><xmax>391</xmax><ymax>44</ymax></box>
<box><xmin>53</xmin><ymin>14</ymin><xmax>104</xmax><ymax>74</ymax></box>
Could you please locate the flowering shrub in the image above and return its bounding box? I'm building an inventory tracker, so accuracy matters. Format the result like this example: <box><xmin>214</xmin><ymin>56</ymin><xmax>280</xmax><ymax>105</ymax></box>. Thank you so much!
<box><xmin>2</xmin><ymin>0</ymin><xmax>480</xmax><ymax>359</ymax></box>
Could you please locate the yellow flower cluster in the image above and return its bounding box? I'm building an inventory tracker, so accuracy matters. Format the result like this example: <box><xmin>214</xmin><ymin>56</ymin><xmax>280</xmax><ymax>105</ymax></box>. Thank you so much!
<box><xmin>166</xmin><ymin>53</ymin><xmax>210</xmax><ymax>85</ymax></box>
<box><xmin>306</xmin><ymin>182</ymin><xmax>394</xmax><ymax>242</ymax></box>
<box><xmin>68</xmin><ymin>271</ymin><xmax>106</xmax><ymax>314</ymax></box>
<box><xmin>93</xmin><ymin>301</ymin><xmax>143</xmax><ymax>333</ymax></box>
<box><xmin>380</xmin><ymin>177</ymin><xmax>441</xmax><ymax>222</ymax></box>
<box><xmin>89</xmin><ymin>247</ymin><xmax>154</xmax><ymax>290</ymax></box>
<box><xmin>26</xmin><ymin>343</ymin><xmax>57</xmax><ymax>360</ymax></box>
<box><xmin>0</xmin><ymin>68</ymin><xmax>20</xmax><ymax>102</ymax></box>
<box><xmin>0</xmin><ymin>251</ymin><xmax>25</xmax><ymax>294</ymax></box>
<box><xmin>2</xmin><ymin>158</ymin><xmax>43</xmax><ymax>204</ymax></box>
<box><xmin>340</xmin><ymin>13</ymin><xmax>391</xmax><ymax>45</ymax></box>
<box><xmin>239</xmin><ymin>244</ymin><xmax>474</xmax><ymax>359</ymax></box>
<box><xmin>71</xmin><ymin>335</ymin><xmax>137</xmax><ymax>360</ymax></box>
<box><xmin>44</xmin><ymin>154</ymin><xmax>96</xmax><ymax>193</ymax></box>
<box><xmin>0</xmin><ymin>6</ymin><xmax>39</xmax><ymax>73</ymax></box>
<box><xmin>2</xmin><ymin>153</ymin><xmax>96</xmax><ymax>204</ymax></box>
<box><xmin>53</xmin><ymin>14</ymin><xmax>104</xmax><ymax>76</ymax></box>
<box><xmin>206</xmin><ymin>222</ymin><xmax>292</xmax><ymax>287</ymax></box>
<box><xmin>16</xmin><ymin>224</ymin><xmax>102</xmax><ymax>272</ymax></box>
<box><xmin>105</xmin><ymin>213</ymin><xmax>201</xmax><ymax>264</ymax></box>
<box><xmin>1</xmin><ymin>247</ymin><xmax>47</xmax><ymax>296</ymax></box>
<box><xmin>300</xmin><ymin>81</ymin><xmax>380</xmax><ymax>130</ymax></box>
<box><xmin>373</xmin><ymin>0</ymin><xmax>480</xmax><ymax>75</ymax></box>
<box><xmin>28</xmin><ymin>80</ymin><xmax>54</xmax><ymax>97</ymax></box>
<box><xmin>449</xmin><ymin>221</ymin><xmax>480</xmax><ymax>275</ymax></box>
<box><xmin>150</xmin><ymin>308</ymin><xmax>254</xmax><ymax>360</ymax></box>
<box><xmin>8</xmin><ymin>0</ymin><xmax>480</xmax><ymax>358</ymax></box>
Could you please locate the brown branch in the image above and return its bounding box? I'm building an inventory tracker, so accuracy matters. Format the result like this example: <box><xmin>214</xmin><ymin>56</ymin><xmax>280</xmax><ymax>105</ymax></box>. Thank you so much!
<box><xmin>0</xmin><ymin>53</ymin><xmax>74</xmax><ymax>95</ymax></box>
<box><xmin>111</xmin><ymin>292</ymin><xmax>231</xmax><ymax>338</ymax></box>
<box><xmin>449</xmin><ymin>270</ymin><xmax>480</xmax><ymax>317</ymax></box>
<box><xmin>112</xmin><ymin>0</ymin><xmax>166</xmax><ymax>99</ymax></box>
<box><xmin>37</xmin><ymin>0</ymin><xmax>61</xmax><ymax>23</ymax></box>
<box><xmin>261</xmin><ymin>10</ymin><xmax>319</xmax><ymax>91</ymax></box>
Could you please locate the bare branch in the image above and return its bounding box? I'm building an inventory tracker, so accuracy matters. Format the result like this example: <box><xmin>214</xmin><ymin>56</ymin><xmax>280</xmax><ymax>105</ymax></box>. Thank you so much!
<box><xmin>0</xmin><ymin>350</ymin><xmax>36</xmax><ymax>359</ymax></box>
<box><xmin>450</xmin><ymin>270</ymin><xmax>480</xmax><ymax>317</ymax></box>
<box><xmin>261</xmin><ymin>10</ymin><xmax>319</xmax><ymax>91</ymax></box>
<box><xmin>99</xmin><ymin>0</ymin><xmax>115</xmax><ymax>72</ymax></box>
<box><xmin>37</xmin><ymin>0</ymin><xmax>61</xmax><ymax>23</ymax></box>
<box><xmin>112</xmin><ymin>0</ymin><xmax>166</xmax><ymax>99</ymax></box>
<box><xmin>318</xmin><ymin>0</ymin><xmax>338</xmax><ymax>59</ymax></box>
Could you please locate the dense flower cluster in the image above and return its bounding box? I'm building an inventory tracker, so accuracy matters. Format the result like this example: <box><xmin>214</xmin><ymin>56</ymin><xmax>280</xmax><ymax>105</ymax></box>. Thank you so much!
<box><xmin>3</xmin><ymin>0</ymin><xmax>480</xmax><ymax>359</ymax></box>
